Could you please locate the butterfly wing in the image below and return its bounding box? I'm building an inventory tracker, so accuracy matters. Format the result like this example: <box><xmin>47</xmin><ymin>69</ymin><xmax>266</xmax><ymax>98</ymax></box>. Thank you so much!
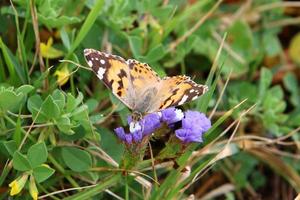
<box><xmin>126</xmin><ymin>59</ymin><xmax>160</xmax><ymax>92</ymax></box>
<box><xmin>84</xmin><ymin>49</ymin><xmax>208</xmax><ymax>114</ymax></box>
<box><xmin>126</xmin><ymin>59</ymin><xmax>162</xmax><ymax>113</ymax></box>
<box><xmin>147</xmin><ymin>75</ymin><xmax>208</xmax><ymax>112</ymax></box>
<box><xmin>84</xmin><ymin>49</ymin><xmax>135</xmax><ymax>109</ymax></box>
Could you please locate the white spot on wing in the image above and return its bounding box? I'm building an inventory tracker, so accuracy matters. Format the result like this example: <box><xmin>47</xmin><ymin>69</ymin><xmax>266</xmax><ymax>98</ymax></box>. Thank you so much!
<box><xmin>190</xmin><ymin>89</ymin><xmax>195</xmax><ymax>93</ymax></box>
<box><xmin>87</xmin><ymin>60</ymin><xmax>93</xmax><ymax>67</ymax></box>
<box><xmin>100</xmin><ymin>59</ymin><xmax>105</xmax><ymax>64</ymax></box>
<box><xmin>178</xmin><ymin>95</ymin><xmax>188</xmax><ymax>105</ymax></box>
<box><xmin>203</xmin><ymin>85</ymin><xmax>209</xmax><ymax>93</ymax></box>
<box><xmin>84</xmin><ymin>49</ymin><xmax>92</xmax><ymax>56</ymax></box>
<box><xmin>192</xmin><ymin>96</ymin><xmax>199</xmax><ymax>101</ymax></box>
<box><xmin>97</xmin><ymin>67</ymin><xmax>106</xmax><ymax>79</ymax></box>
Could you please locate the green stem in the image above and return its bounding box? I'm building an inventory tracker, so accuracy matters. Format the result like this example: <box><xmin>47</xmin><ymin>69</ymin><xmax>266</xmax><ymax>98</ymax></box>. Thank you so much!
<box><xmin>125</xmin><ymin>175</ymin><xmax>129</xmax><ymax>200</ymax></box>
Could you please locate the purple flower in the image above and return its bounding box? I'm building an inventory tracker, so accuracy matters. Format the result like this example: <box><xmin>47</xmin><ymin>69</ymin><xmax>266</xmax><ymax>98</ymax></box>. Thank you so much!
<box><xmin>114</xmin><ymin>127</ymin><xmax>126</xmax><ymax>141</ymax></box>
<box><xmin>175</xmin><ymin>111</ymin><xmax>211</xmax><ymax>143</ymax></box>
<box><xmin>161</xmin><ymin>107</ymin><xmax>184</xmax><ymax>125</ymax></box>
<box><xmin>114</xmin><ymin>108</ymin><xmax>211</xmax><ymax>145</ymax></box>
<box><xmin>142</xmin><ymin>113</ymin><xmax>162</xmax><ymax>135</ymax></box>
<box><xmin>132</xmin><ymin>130</ymin><xmax>143</xmax><ymax>142</ymax></box>
<box><xmin>114</xmin><ymin>112</ymin><xmax>162</xmax><ymax>144</ymax></box>
<box><xmin>124</xmin><ymin>134</ymin><xmax>133</xmax><ymax>144</ymax></box>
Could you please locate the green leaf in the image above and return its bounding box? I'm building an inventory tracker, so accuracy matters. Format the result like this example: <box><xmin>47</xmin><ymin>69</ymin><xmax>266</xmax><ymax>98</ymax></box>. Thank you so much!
<box><xmin>52</xmin><ymin>89</ymin><xmax>66</xmax><ymax>110</ymax></box>
<box><xmin>66</xmin><ymin>93</ymin><xmax>77</xmax><ymax>112</ymax></box>
<box><xmin>27</xmin><ymin>142</ymin><xmax>48</xmax><ymax>168</ymax></box>
<box><xmin>99</xmin><ymin>128</ymin><xmax>124</xmax><ymax>163</ymax></box>
<box><xmin>128</xmin><ymin>36</ymin><xmax>142</xmax><ymax>58</ymax></box>
<box><xmin>16</xmin><ymin>85</ymin><xmax>34</xmax><ymax>95</ymax></box>
<box><xmin>263</xmin><ymin>33</ymin><xmax>282</xmax><ymax>56</ymax></box>
<box><xmin>56</xmin><ymin>116</ymin><xmax>73</xmax><ymax>134</ymax></box>
<box><xmin>13</xmin><ymin>151</ymin><xmax>32</xmax><ymax>171</ymax></box>
<box><xmin>227</xmin><ymin>20</ymin><xmax>253</xmax><ymax>53</ymax></box>
<box><xmin>258</xmin><ymin>68</ymin><xmax>272</xmax><ymax>101</ymax></box>
<box><xmin>41</xmin><ymin>96</ymin><xmax>61</xmax><ymax>120</ymax></box>
<box><xmin>27</xmin><ymin>94</ymin><xmax>47</xmax><ymax>123</ymax></box>
<box><xmin>143</xmin><ymin>44</ymin><xmax>166</xmax><ymax>63</ymax></box>
<box><xmin>0</xmin><ymin>89</ymin><xmax>24</xmax><ymax>112</ymax></box>
<box><xmin>60</xmin><ymin>27</ymin><xmax>71</xmax><ymax>50</ymax></box>
<box><xmin>0</xmin><ymin>37</ymin><xmax>26</xmax><ymax>84</ymax></box>
<box><xmin>86</xmin><ymin>99</ymin><xmax>98</xmax><ymax>113</ymax></box>
<box><xmin>66</xmin><ymin>92</ymin><xmax>83</xmax><ymax>113</ymax></box>
<box><xmin>38</xmin><ymin>14</ymin><xmax>81</xmax><ymax>28</ymax></box>
<box><xmin>13</xmin><ymin>117</ymin><xmax>22</xmax><ymax>146</ymax></box>
<box><xmin>33</xmin><ymin>165</ymin><xmax>55</xmax><ymax>183</ymax></box>
<box><xmin>283</xmin><ymin>72</ymin><xmax>300</xmax><ymax>107</ymax></box>
<box><xmin>2</xmin><ymin>140</ymin><xmax>17</xmax><ymax>157</ymax></box>
<box><xmin>61</xmin><ymin>147</ymin><xmax>92</xmax><ymax>172</ymax></box>
<box><xmin>68</xmin><ymin>0</ymin><xmax>105</xmax><ymax>54</ymax></box>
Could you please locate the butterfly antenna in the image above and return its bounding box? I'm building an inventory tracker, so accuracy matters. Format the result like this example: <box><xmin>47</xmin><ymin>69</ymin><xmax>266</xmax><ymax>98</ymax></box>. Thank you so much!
<box><xmin>59</xmin><ymin>59</ymin><xmax>92</xmax><ymax>71</ymax></box>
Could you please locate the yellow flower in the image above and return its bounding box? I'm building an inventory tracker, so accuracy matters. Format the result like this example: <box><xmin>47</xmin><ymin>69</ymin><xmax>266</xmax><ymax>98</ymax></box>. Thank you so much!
<box><xmin>40</xmin><ymin>37</ymin><xmax>64</xmax><ymax>59</ymax></box>
<box><xmin>29</xmin><ymin>176</ymin><xmax>38</xmax><ymax>200</ymax></box>
<box><xmin>289</xmin><ymin>33</ymin><xmax>300</xmax><ymax>64</ymax></box>
<box><xmin>9</xmin><ymin>173</ymin><xmax>28</xmax><ymax>196</ymax></box>
<box><xmin>54</xmin><ymin>66</ymin><xmax>70</xmax><ymax>86</ymax></box>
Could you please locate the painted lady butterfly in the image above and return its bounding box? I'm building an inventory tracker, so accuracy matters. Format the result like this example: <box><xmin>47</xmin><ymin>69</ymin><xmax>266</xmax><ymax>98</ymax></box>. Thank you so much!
<box><xmin>84</xmin><ymin>49</ymin><xmax>208</xmax><ymax>120</ymax></box>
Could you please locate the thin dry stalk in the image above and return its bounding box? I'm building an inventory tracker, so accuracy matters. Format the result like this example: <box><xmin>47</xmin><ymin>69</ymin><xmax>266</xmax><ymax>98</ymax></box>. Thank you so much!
<box><xmin>209</xmin><ymin>69</ymin><xmax>232</xmax><ymax>119</ymax></box>
<box><xmin>256</xmin><ymin>1</ymin><xmax>300</xmax><ymax>12</ymax></box>
<box><xmin>30</xmin><ymin>0</ymin><xmax>47</xmax><ymax>88</ymax></box>
<box><xmin>212</xmin><ymin>31</ymin><xmax>246</xmax><ymax>65</ymax></box>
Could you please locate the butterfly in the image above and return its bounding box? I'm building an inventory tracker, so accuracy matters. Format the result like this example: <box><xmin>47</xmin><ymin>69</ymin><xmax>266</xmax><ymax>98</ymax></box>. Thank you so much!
<box><xmin>84</xmin><ymin>48</ymin><xmax>208</xmax><ymax>123</ymax></box>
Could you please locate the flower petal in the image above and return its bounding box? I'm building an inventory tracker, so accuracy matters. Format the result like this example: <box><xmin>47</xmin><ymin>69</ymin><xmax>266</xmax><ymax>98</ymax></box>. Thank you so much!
<box><xmin>54</xmin><ymin>66</ymin><xmax>70</xmax><ymax>86</ymax></box>
<box><xmin>9</xmin><ymin>173</ymin><xmax>28</xmax><ymax>196</ymax></box>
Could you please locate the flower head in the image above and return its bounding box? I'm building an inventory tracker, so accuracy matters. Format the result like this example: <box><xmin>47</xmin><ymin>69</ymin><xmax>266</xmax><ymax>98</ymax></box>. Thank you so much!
<box><xmin>175</xmin><ymin>111</ymin><xmax>211</xmax><ymax>143</ymax></box>
<box><xmin>114</xmin><ymin>112</ymin><xmax>162</xmax><ymax>144</ymax></box>
<box><xmin>9</xmin><ymin>173</ymin><xmax>28</xmax><ymax>196</ymax></box>
<box><xmin>141</xmin><ymin>113</ymin><xmax>162</xmax><ymax>135</ymax></box>
<box><xmin>40</xmin><ymin>37</ymin><xmax>64</xmax><ymax>59</ymax></box>
<box><xmin>161</xmin><ymin>107</ymin><xmax>184</xmax><ymax>125</ymax></box>
<box><xmin>114</xmin><ymin>108</ymin><xmax>210</xmax><ymax>144</ymax></box>
<box><xmin>55</xmin><ymin>66</ymin><xmax>70</xmax><ymax>86</ymax></box>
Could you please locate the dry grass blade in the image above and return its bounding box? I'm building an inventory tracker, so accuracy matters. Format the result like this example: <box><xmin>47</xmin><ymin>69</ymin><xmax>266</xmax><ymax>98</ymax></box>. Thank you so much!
<box><xmin>256</xmin><ymin>1</ymin><xmax>300</xmax><ymax>12</ymax></box>
<box><xmin>212</xmin><ymin>31</ymin><xmax>246</xmax><ymax>65</ymax></box>
<box><xmin>209</xmin><ymin>69</ymin><xmax>232</xmax><ymax>119</ymax></box>
<box><xmin>30</xmin><ymin>0</ymin><xmax>46</xmax><ymax>88</ymax></box>
<box><xmin>38</xmin><ymin>184</ymin><xmax>97</xmax><ymax>199</ymax></box>
<box><xmin>189</xmin><ymin>104</ymin><xmax>256</xmax><ymax>185</ymax></box>
<box><xmin>199</xmin><ymin>183</ymin><xmax>235</xmax><ymax>200</ymax></box>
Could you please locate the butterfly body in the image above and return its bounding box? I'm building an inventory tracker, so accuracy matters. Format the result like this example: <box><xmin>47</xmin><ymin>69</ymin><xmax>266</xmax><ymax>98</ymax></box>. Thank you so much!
<box><xmin>84</xmin><ymin>49</ymin><xmax>208</xmax><ymax>118</ymax></box>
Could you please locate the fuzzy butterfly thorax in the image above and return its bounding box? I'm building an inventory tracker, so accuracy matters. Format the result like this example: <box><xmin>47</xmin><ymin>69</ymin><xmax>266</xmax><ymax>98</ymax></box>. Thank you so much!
<box><xmin>83</xmin><ymin>49</ymin><xmax>208</xmax><ymax>119</ymax></box>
